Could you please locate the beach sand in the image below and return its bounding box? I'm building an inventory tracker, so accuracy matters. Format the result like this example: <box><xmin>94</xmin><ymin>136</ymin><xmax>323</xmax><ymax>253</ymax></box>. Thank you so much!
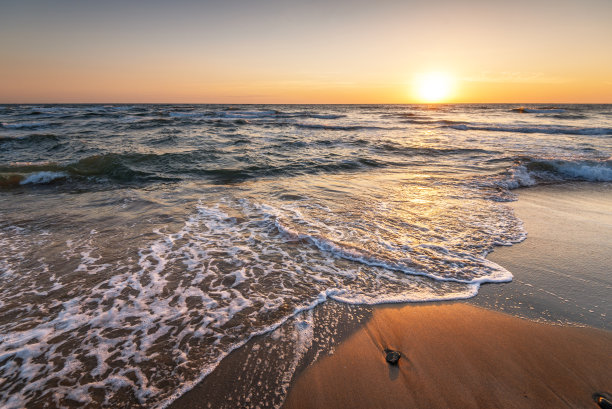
<box><xmin>172</xmin><ymin>183</ymin><xmax>612</xmax><ymax>409</ymax></box>
<box><xmin>283</xmin><ymin>303</ymin><xmax>611</xmax><ymax>409</ymax></box>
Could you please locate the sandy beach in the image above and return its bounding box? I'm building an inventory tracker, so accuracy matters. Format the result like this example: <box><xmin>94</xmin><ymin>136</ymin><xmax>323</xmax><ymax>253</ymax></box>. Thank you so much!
<box><xmin>283</xmin><ymin>303</ymin><xmax>611</xmax><ymax>409</ymax></box>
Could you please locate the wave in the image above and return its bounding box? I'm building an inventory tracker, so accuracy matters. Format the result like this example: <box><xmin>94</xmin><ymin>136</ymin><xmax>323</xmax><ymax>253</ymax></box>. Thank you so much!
<box><xmin>0</xmin><ymin>169</ymin><xmax>67</xmax><ymax>188</ymax></box>
<box><xmin>19</xmin><ymin>171</ymin><xmax>68</xmax><ymax>185</ymax></box>
<box><xmin>401</xmin><ymin>119</ymin><xmax>467</xmax><ymax>126</ymax></box>
<box><xmin>0</xmin><ymin>151</ymin><xmax>388</xmax><ymax>188</ymax></box>
<box><xmin>168</xmin><ymin>111</ymin><xmax>205</xmax><ymax>118</ymax></box>
<box><xmin>272</xmin><ymin>217</ymin><xmax>512</xmax><ymax>285</ymax></box>
<box><xmin>294</xmin><ymin>123</ymin><xmax>401</xmax><ymax>131</ymax></box>
<box><xmin>0</xmin><ymin>121</ymin><xmax>54</xmax><ymax>129</ymax></box>
<box><xmin>511</xmin><ymin>106</ymin><xmax>566</xmax><ymax>114</ymax></box>
<box><xmin>125</xmin><ymin>117</ymin><xmax>177</xmax><ymax>129</ymax></box>
<box><xmin>167</xmin><ymin>109</ymin><xmax>347</xmax><ymax>121</ymax></box>
<box><xmin>275</xmin><ymin>111</ymin><xmax>347</xmax><ymax>120</ymax></box>
<box><xmin>0</xmin><ymin>133</ymin><xmax>62</xmax><ymax>143</ymax></box>
<box><xmin>0</xmin><ymin>154</ymin><xmax>159</xmax><ymax>188</ymax></box>
<box><xmin>303</xmin><ymin>114</ymin><xmax>346</xmax><ymax>119</ymax></box>
<box><xmin>219</xmin><ymin>109</ymin><xmax>278</xmax><ymax>116</ymax></box>
<box><xmin>544</xmin><ymin>113</ymin><xmax>588</xmax><ymax>120</ymax></box>
<box><xmin>377</xmin><ymin>143</ymin><xmax>493</xmax><ymax>156</ymax></box>
<box><xmin>502</xmin><ymin>158</ymin><xmax>612</xmax><ymax>189</ymax></box>
<box><xmin>166</xmin><ymin>110</ymin><xmax>278</xmax><ymax>120</ymax></box>
<box><xmin>446</xmin><ymin>123</ymin><xmax>612</xmax><ymax>136</ymax></box>
<box><xmin>190</xmin><ymin>157</ymin><xmax>386</xmax><ymax>184</ymax></box>
<box><xmin>382</xmin><ymin>112</ymin><xmax>422</xmax><ymax>119</ymax></box>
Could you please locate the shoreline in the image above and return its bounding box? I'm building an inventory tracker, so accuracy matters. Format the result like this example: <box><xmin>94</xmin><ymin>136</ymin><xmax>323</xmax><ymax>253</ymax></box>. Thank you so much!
<box><xmin>170</xmin><ymin>182</ymin><xmax>612</xmax><ymax>409</ymax></box>
<box><xmin>472</xmin><ymin>182</ymin><xmax>612</xmax><ymax>330</ymax></box>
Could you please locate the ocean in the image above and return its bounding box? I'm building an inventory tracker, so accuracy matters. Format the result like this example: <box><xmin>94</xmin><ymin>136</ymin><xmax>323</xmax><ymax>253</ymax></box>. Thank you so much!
<box><xmin>1</xmin><ymin>104</ymin><xmax>611</xmax><ymax>408</ymax></box>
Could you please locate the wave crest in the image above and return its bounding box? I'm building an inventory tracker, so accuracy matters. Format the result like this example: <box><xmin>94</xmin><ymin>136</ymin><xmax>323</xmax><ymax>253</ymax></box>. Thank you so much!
<box><xmin>503</xmin><ymin>158</ymin><xmax>612</xmax><ymax>188</ymax></box>
<box><xmin>447</xmin><ymin>123</ymin><xmax>612</xmax><ymax>136</ymax></box>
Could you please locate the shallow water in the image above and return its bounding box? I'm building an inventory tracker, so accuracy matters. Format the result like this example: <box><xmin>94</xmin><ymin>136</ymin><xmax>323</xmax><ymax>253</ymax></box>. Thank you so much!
<box><xmin>1</xmin><ymin>104</ymin><xmax>611</xmax><ymax>407</ymax></box>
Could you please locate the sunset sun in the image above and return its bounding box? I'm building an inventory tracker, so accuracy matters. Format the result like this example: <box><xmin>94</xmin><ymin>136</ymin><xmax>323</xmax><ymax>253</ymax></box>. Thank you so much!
<box><xmin>414</xmin><ymin>72</ymin><xmax>454</xmax><ymax>103</ymax></box>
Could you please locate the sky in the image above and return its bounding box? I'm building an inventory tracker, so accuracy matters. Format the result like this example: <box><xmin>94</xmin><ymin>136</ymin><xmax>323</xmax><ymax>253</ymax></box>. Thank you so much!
<box><xmin>1</xmin><ymin>0</ymin><xmax>611</xmax><ymax>103</ymax></box>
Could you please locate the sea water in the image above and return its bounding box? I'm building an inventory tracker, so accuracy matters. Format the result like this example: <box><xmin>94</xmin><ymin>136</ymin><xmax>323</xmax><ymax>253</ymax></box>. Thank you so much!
<box><xmin>1</xmin><ymin>104</ymin><xmax>611</xmax><ymax>407</ymax></box>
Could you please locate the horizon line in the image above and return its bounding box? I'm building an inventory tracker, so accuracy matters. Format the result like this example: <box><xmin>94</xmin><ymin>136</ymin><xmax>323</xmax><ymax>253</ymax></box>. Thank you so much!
<box><xmin>2</xmin><ymin>101</ymin><xmax>612</xmax><ymax>105</ymax></box>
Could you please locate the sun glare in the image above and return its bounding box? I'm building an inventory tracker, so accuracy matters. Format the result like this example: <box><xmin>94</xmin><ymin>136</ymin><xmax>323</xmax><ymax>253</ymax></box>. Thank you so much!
<box><xmin>414</xmin><ymin>72</ymin><xmax>454</xmax><ymax>103</ymax></box>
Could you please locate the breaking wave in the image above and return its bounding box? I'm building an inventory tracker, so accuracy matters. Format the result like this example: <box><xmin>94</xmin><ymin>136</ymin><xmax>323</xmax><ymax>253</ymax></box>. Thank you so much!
<box><xmin>502</xmin><ymin>158</ymin><xmax>612</xmax><ymax>189</ymax></box>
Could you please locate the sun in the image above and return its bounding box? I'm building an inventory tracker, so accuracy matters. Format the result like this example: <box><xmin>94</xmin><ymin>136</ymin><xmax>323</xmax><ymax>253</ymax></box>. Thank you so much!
<box><xmin>414</xmin><ymin>72</ymin><xmax>454</xmax><ymax>103</ymax></box>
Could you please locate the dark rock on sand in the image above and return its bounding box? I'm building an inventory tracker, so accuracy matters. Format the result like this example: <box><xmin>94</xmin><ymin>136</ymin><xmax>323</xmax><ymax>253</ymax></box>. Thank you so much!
<box><xmin>384</xmin><ymin>349</ymin><xmax>401</xmax><ymax>365</ymax></box>
<box><xmin>594</xmin><ymin>393</ymin><xmax>612</xmax><ymax>409</ymax></box>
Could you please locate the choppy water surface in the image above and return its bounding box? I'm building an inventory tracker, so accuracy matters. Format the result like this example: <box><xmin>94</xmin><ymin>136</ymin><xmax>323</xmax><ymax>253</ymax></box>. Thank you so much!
<box><xmin>1</xmin><ymin>104</ymin><xmax>611</xmax><ymax>408</ymax></box>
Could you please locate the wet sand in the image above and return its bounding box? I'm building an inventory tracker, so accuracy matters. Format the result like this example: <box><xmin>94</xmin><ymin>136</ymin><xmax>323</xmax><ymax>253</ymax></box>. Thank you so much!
<box><xmin>283</xmin><ymin>303</ymin><xmax>611</xmax><ymax>409</ymax></box>
<box><xmin>473</xmin><ymin>182</ymin><xmax>612</xmax><ymax>330</ymax></box>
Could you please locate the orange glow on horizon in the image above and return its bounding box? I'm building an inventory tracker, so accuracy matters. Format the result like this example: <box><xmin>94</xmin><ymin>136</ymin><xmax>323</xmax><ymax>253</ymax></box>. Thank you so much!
<box><xmin>1</xmin><ymin>0</ymin><xmax>611</xmax><ymax>104</ymax></box>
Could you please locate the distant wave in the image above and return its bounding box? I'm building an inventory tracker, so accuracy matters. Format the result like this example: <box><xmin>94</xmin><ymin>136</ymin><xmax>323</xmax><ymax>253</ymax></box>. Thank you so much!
<box><xmin>446</xmin><ymin>123</ymin><xmax>612</xmax><ymax>136</ymax></box>
<box><xmin>382</xmin><ymin>112</ymin><xmax>422</xmax><ymax>119</ymax></box>
<box><xmin>376</xmin><ymin>143</ymin><xmax>494</xmax><ymax>157</ymax></box>
<box><xmin>123</xmin><ymin>110</ymin><xmax>348</xmax><ymax>129</ymax></box>
<box><xmin>0</xmin><ymin>121</ymin><xmax>54</xmax><ymax>129</ymax></box>
<box><xmin>168</xmin><ymin>111</ymin><xmax>207</xmax><ymax>118</ymax></box>
<box><xmin>302</xmin><ymin>113</ymin><xmax>346</xmax><ymax>119</ymax></box>
<box><xmin>0</xmin><ymin>133</ymin><xmax>62</xmax><ymax>143</ymax></box>
<box><xmin>294</xmin><ymin>123</ymin><xmax>402</xmax><ymax>131</ymax></box>
<box><xmin>216</xmin><ymin>111</ymin><xmax>348</xmax><ymax>121</ymax></box>
<box><xmin>403</xmin><ymin>119</ymin><xmax>466</xmax><ymax>126</ymax></box>
<box><xmin>544</xmin><ymin>113</ymin><xmax>588</xmax><ymax>120</ymax></box>
<box><xmin>511</xmin><ymin>106</ymin><xmax>566</xmax><ymax>114</ymax></box>
<box><xmin>124</xmin><ymin>117</ymin><xmax>177</xmax><ymax>129</ymax></box>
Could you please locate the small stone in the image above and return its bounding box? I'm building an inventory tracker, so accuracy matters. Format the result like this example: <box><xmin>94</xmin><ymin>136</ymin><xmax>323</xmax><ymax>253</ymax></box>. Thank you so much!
<box><xmin>384</xmin><ymin>349</ymin><xmax>401</xmax><ymax>365</ymax></box>
<box><xmin>594</xmin><ymin>393</ymin><xmax>612</xmax><ymax>409</ymax></box>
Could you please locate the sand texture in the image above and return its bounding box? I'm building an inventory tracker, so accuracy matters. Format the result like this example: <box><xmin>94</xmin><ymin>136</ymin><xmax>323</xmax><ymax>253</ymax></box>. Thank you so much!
<box><xmin>283</xmin><ymin>303</ymin><xmax>612</xmax><ymax>409</ymax></box>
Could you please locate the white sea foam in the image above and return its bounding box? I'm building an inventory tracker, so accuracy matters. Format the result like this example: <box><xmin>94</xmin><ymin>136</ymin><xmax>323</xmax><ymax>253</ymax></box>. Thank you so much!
<box><xmin>19</xmin><ymin>171</ymin><xmax>67</xmax><ymax>185</ymax></box>
<box><xmin>271</xmin><ymin>212</ymin><xmax>512</xmax><ymax>285</ymax></box>
<box><xmin>554</xmin><ymin>161</ymin><xmax>612</xmax><ymax>181</ymax></box>
<box><xmin>504</xmin><ymin>165</ymin><xmax>538</xmax><ymax>189</ymax></box>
